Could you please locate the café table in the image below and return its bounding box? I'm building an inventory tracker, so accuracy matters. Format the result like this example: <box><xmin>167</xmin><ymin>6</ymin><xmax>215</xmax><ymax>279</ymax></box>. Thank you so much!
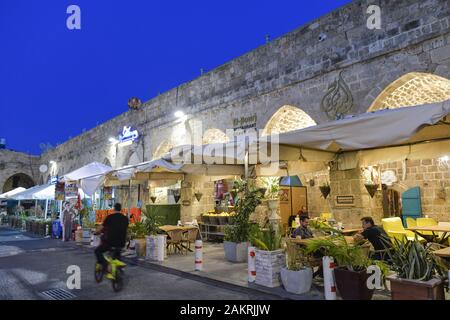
<box><xmin>159</xmin><ymin>225</ymin><xmax>199</xmax><ymax>253</ymax></box>
<box><xmin>406</xmin><ymin>225</ymin><xmax>450</xmax><ymax>245</ymax></box>
<box><xmin>340</xmin><ymin>228</ymin><xmax>363</xmax><ymax>236</ymax></box>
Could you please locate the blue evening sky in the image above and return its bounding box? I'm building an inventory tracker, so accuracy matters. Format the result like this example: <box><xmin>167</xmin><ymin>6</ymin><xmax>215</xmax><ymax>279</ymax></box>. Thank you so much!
<box><xmin>0</xmin><ymin>0</ymin><xmax>352</xmax><ymax>155</ymax></box>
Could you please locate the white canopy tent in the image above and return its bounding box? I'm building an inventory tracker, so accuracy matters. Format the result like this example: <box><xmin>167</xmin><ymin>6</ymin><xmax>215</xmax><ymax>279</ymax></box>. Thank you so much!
<box><xmin>11</xmin><ymin>184</ymin><xmax>55</xmax><ymax>201</ymax></box>
<box><xmin>0</xmin><ymin>187</ymin><xmax>27</xmax><ymax>200</ymax></box>
<box><xmin>62</xmin><ymin>162</ymin><xmax>113</xmax><ymax>196</ymax></box>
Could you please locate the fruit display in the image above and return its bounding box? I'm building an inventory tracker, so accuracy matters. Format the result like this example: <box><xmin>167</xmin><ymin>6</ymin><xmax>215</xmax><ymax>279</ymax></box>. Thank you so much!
<box><xmin>201</xmin><ymin>211</ymin><xmax>236</xmax><ymax>225</ymax></box>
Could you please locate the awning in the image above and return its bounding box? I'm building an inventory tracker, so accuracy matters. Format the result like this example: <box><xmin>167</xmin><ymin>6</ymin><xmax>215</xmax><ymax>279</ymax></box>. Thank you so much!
<box><xmin>62</xmin><ymin>162</ymin><xmax>113</xmax><ymax>196</ymax></box>
<box><xmin>275</xmin><ymin>100</ymin><xmax>450</xmax><ymax>153</ymax></box>
<box><xmin>11</xmin><ymin>184</ymin><xmax>55</xmax><ymax>200</ymax></box>
<box><xmin>112</xmin><ymin>158</ymin><xmax>184</xmax><ymax>181</ymax></box>
<box><xmin>0</xmin><ymin>187</ymin><xmax>27</xmax><ymax>199</ymax></box>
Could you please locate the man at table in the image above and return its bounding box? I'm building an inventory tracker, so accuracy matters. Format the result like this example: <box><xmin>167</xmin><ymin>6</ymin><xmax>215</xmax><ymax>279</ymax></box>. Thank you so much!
<box><xmin>292</xmin><ymin>215</ymin><xmax>314</xmax><ymax>239</ymax></box>
<box><xmin>354</xmin><ymin>217</ymin><xmax>392</xmax><ymax>261</ymax></box>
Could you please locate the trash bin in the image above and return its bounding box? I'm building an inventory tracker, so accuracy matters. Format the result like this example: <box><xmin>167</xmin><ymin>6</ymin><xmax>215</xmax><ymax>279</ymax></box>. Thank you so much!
<box><xmin>52</xmin><ymin>219</ymin><xmax>62</xmax><ymax>239</ymax></box>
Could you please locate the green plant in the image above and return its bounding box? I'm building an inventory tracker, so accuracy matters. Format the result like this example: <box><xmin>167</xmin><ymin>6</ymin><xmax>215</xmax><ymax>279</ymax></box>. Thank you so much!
<box><xmin>309</xmin><ymin>219</ymin><xmax>342</xmax><ymax>236</ymax></box>
<box><xmin>142</xmin><ymin>209</ymin><xmax>164</xmax><ymax>236</ymax></box>
<box><xmin>384</xmin><ymin>238</ymin><xmax>447</xmax><ymax>281</ymax></box>
<box><xmin>128</xmin><ymin>221</ymin><xmax>147</xmax><ymax>239</ymax></box>
<box><xmin>261</xmin><ymin>177</ymin><xmax>280</xmax><ymax>200</ymax></box>
<box><xmin>250</xmin><ymin>223</ymin><xmax>284</xmax><ymax>251</ymax></box>
<box><xmin>305</xmin><ymin>234</ymin><xmax>388</xmax><ymax>277</ymax></box>
<box><xmin>285</xmin><ymin>241</ymin><xmax>310</xmax><ymax>271</ymax></box>
<box><xmin>224</xmin><ymin>180</ymin><xmax>264</xmax><ymax>243</ymax></box>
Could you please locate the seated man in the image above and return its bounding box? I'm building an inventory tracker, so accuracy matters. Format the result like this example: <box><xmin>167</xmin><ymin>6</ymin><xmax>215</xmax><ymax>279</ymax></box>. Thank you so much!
<box><xmin>95</xmin><ymin>203</ymin><xmax>129</xmax><ymax>272</ymax></box>
<box><xmin>354</xmin><ymin>217</ymin><xmax>392</xmax><ymax>261</ymax></box>
<box><xmin>291</xmin><ymin>215</ymin><xmax>314</xmax><ymax>239</ymax></box>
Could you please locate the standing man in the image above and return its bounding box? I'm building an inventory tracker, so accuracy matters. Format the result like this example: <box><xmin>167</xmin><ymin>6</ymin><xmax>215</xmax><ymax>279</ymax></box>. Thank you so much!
<box><xmin>61</xmin><ymin>201</ymin><xmax>75</xmax><ymax>241</ymax></box>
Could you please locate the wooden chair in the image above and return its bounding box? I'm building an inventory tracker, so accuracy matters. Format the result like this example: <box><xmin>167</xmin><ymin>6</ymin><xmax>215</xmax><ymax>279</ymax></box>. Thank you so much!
<box><xmin>182</xmin><ymin>228</ymin><xmax>199</xmax><ymax>251</ymax></box>
<box><xmin>166</xmin><ymin>230</ymin><xmax>185</xmax><ymax>255</ymax></box>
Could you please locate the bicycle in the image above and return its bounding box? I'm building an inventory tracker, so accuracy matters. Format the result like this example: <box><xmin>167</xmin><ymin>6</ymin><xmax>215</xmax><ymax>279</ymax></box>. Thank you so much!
<box><xmin>95</xmin><ymin>248</ymin><xmax>126</xmax><ymax>292</ymax></box>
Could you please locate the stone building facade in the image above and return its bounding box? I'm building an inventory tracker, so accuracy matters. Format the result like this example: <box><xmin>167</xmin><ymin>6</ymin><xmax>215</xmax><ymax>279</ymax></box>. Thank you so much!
<box><xmin>2</xmin><ymin>0</ymin><xmax>450</xmax><ymax>225</ymax></box>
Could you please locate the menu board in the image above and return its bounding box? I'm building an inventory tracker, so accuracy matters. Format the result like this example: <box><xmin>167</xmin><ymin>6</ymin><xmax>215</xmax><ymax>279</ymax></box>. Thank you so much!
<box><xmin>103</xmin><ymin>187</ymin><xmax>113</xmax><ymax>200</ymax></box>
<box><xmin>65</xmin><ymin>181</ymin><xmax>79</xmax><ymax>198</ymax></box>
<box><xmin>55</xmin><ymin>182</ymin><xmax>65</xmax><ymax>201</ymax></box>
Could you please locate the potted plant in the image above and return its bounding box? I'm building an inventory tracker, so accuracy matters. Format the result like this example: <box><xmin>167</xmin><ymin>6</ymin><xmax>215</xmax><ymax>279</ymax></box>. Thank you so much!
<box><xmin>305</xmin><ymin>235</ymin><xmax>388</xmax><ymax>300</ymax></box>
<box><xmin>319</xmin><ymin>182</ymin><xmax>331</xmax><ymax>199</ymax></box>
<box><xmin>128</xmin><ymin>221</ymin><xmax>147</xmax><ymax>257</ymax></box>
<box><xmin>261</xmin><ymin>177</ymin><xmax>280</xmax><ymax>208</ymax></box>
<box><xmin>384</xmin><ymin>238</ymin><xmax>447</xmax><ymax>300</ymax></box>
<box><xmin>251</xmin><ymin>223</ymin><xmax>285</xmax><ymax>288</ymax></box>
<box><xmin>280</xmin><ymin>241</ymin><xmax>313</xmax><ymax>294</ymax></box>
<box><xmin>142</xmin><ymin>209</ymin><xmax>165</xmax><ymax>261</ymax></box>
<box><xmin>223</xmin><ymin>180</ymin><xmax>264</xmax><ymax>263</ymax></box>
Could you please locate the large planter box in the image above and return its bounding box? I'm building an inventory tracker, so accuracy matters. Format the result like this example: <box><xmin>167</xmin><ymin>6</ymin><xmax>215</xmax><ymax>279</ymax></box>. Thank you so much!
<box><xmin>135</xmin><ymin>238</ymin><xmax>147</xmax><ymax>258</ymax></box>
<box><xmin>224</xmin><ymin>241</ymin><xmax>248</xmax><ymax>263</ymax></box>
<box><xmin>388</xmin><ymin>275</ymin><xmax>445</xmax><ymax>300</ymax></box>
<box><xmin>280</xmin><ymin>267</ymin><xmax>313</xmax><ymax>295</ymax></box>
<box><xmin>255</xmin><ymin>249</ymin><xmax>285</xmax><ymax>288</ymax></box>
<box><xmin>334</xmin><ymin>267</ymin><xmax>374</xmax><ymax>300</ymax></box>
<box><xmin>82</xmin><ymin>228</ymin><xmax>91</xmax><ymax>245</ymax></box>
<box><xmin>146</xmin><ymin>235</ymin><xmax>167</xmax><ymax>261</ymax></box>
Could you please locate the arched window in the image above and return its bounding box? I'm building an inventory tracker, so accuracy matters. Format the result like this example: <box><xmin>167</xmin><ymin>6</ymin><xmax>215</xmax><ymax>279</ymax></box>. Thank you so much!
<box><xmin>2</xmin><ymin>173</ymin><xmax>35</xmax><ymax>193</ymax></box>
<box><xmin>153</xmin><ymin>140</ymin><xmax>173</xmax><ymax>160</ymax></box>
<box><xmin>262</xmin><ymin>105</ymin><xmax>316</xmax><ymax>136</ymax></box>
<box><xmin>368</xmin><ymin>73</ymin><xmax>450</xmax><ymax>112</ymax></box>
<box><xmin>202</xmin><ymin>128</ymin><xmax>230</xmax><ymax>144</ymax></box>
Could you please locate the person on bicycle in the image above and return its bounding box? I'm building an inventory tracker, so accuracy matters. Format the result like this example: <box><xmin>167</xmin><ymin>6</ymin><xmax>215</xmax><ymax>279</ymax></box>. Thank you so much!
<box><xmin>95</xmin><ymin>203</ymin><xmax>129</xmax><ymax>272</ymax></box>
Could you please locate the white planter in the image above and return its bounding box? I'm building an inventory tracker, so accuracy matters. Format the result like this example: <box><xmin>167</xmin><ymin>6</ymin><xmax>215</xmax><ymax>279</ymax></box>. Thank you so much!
<box><xmin>280</xmin><ymin>267</ymin><xmax>313</xmax><ymax>295</ymax></box>
<box><xmin>255</xmin><ymin>249</ymin><xmax>285</xmax><ymax>288</ymax></box>
<box><xmin>224</xmin><ymin>241</ymin><xmax>248</xmax><ymax>263</ymax></box>
<box><xmin>82</xmin><ymin>228</ymin><xmax>91</xmax><ymax>245</ymax></box>
<box><xmin>146</xmin><ymin>235</ymin><xmax>166</xmax><ymax>261</ymax></box>
<box><xmin>267</xmin><ymin>199</ymin><xmax>279</xmax><ymax>210</ymax></box>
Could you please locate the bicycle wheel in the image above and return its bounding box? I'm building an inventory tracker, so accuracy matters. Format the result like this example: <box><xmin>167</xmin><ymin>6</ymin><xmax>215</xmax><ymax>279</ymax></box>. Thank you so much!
<box><xmin>112</xmin><ymin>268</ymin><xmax>124</xmax><ymax>292</ymax></box>
<box><xmin>94</xmin><ymin>264</ymin><xmax>104</xmax><ymax>283</ymax></box>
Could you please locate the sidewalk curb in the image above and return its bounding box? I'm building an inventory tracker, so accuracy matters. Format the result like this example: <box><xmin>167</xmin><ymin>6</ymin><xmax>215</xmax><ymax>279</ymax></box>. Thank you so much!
<box><xmin>76</xmin><ymin>244</ymin><xmax>325</xmax><ymax>300</ymax></box>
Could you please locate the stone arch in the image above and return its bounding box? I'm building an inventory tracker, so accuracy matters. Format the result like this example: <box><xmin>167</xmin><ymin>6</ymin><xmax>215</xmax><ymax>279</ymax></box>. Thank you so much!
<box><xmin>2</xmin><ymin>173</ymin><xmax>35</xmax><ymax>193</ymax></box>
<box><xmin>202</xmin><ymin>128</ymin><xmax>230</xmax><ymax>144</ymax></box>
<box><xmin>153</xmin><ymin>140</ymin><xmax>173</xmax><ymax>159</ymax></box>
<box><xmin>368</xmin><ymin>72</ymin><xmax>450</xmax><ymax>112</ymax></box>
<box><xmin>261</xmin><ymin>105</ymin><xmax>317</xmax><ymax>136</ymax></box>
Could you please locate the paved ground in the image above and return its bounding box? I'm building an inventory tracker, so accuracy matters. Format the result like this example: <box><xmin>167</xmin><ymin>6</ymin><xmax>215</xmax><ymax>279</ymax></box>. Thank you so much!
<box><xmin>0</xmin><ymin>226</ymin><xmax>280</xmax><ymax>300</ymax></box>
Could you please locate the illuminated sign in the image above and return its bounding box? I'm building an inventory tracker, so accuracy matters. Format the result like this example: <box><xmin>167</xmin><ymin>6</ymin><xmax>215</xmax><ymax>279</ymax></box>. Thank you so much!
<box><xmin>119</xmin><ymin>126</ymin><xmax>139</xmax><ymax>146</ymax></box>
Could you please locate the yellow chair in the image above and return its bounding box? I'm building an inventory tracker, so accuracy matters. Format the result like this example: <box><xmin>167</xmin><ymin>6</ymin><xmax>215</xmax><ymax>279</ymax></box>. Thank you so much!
<box><xmin>381</xmin><ymin>217</ymin><xmax>422</xmax><ymax>242</ymax></box>
<box><xmin>416</xmin><ymin>217</ymin><xmax>438</xmax><ymax>236</ymax></box>
<box><xmin>406</xmin><ymin>217</ymin><xmax>417</xmax><ymax>228</ymax></box>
